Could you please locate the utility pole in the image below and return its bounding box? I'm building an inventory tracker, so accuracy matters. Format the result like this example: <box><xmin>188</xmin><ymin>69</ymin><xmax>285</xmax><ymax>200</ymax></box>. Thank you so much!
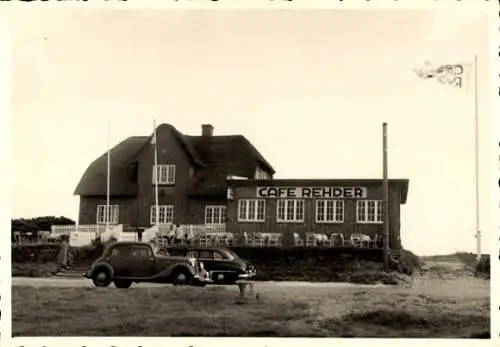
<box><xmin>382</xmin><ymin>122</ymin><xmax>390</xmax><ymax>271</ymax></box>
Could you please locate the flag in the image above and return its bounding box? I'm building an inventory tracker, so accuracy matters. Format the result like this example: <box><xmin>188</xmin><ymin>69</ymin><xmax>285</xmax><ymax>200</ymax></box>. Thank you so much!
<box><xmin>414</xmin><ymin>61</ymin><xmax>473</xmax><ymax>91</ymax></box>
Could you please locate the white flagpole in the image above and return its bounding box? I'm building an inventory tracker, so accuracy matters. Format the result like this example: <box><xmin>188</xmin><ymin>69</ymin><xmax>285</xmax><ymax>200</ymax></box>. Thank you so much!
<box><xmin>473</xmin><ymin>55</ymin><xmax>481</xmax><ymax>262</ymax></box>
<box><xmin>153</xmin><ymin>120</ymin><xmax>159</xmax><ymax>227</ymax></box>
<box><xmin>105</xmin><ymin>120</ymin><xmax>111</xmax><ymax>241</ymax></box>
<box><xmin>382</xmin><ymin>123</ymin><xmax>390</xmax><ymax>271</ymax></box>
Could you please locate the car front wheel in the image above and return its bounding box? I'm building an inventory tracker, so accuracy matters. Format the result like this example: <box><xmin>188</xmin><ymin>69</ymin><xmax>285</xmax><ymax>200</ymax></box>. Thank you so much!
<box><xmin>92</xmin><ymin>269</ymin><xmax>112</xmax><ymax>287</ymax></box>
<box><xmin>114</xmin><ymin>279</ymin><xmax>132</xmax><ymax>289</ymax></box>
<box><xmin>172</xmin><ymin>267</ymin><xmax>193</xmax><ymax>286</ymax></box>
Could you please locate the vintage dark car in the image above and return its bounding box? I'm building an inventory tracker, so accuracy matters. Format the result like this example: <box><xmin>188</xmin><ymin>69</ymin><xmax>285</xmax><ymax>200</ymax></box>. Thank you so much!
<box><xmin>160</xmin><ymin>245</ymin><xmax>256</xmax><ymax>284</ymax></box>
<box><xmin>84</xmin><ymin>241</ymin><xmax>209</xmax><ymax>288</ymax></box>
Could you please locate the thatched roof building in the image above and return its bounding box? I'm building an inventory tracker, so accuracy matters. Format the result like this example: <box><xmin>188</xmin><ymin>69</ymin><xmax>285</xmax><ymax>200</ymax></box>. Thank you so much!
<box><xmin>74</xmin><ymin>123</ymin><xmax>275</xmax><ymax>198</ymax></box>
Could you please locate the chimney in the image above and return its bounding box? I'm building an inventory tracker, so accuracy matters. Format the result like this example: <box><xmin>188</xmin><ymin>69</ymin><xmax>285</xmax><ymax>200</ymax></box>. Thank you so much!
<box><xmin>201</xmin><ymin>124</ymin><xmax>214</xmax><ymax>137</ymax></box>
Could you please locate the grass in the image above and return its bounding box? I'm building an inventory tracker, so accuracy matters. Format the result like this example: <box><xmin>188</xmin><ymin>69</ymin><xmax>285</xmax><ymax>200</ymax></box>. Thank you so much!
<box><xmin>12</xmin><ymin>274</ymin><xmax>490</xmax><ymax>338</ymax></box>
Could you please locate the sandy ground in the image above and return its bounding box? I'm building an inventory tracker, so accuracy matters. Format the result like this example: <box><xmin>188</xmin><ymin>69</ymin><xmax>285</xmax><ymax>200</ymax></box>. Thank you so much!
<box><xmin>11</xmin><ymin>274</ymin><xmax>490</xmax><ymax>337</ymax></box>
<box><xmin>11</xmin><ymin>276</ymin><xmax>388</xmax><ymax>291</ymax></box>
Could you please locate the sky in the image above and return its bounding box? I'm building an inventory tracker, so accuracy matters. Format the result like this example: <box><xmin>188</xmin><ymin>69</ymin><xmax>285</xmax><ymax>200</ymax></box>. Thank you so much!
<box><xmin>7</xmin><ymin>8</ymin><xmax>494</xmax><ymax>256</ymax></box>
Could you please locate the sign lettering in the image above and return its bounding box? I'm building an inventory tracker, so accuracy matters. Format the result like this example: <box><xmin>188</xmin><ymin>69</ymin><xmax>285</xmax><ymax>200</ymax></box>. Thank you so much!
<box><xmin>256</xmin><ymin>187</ymin><xmax>367</xmax><ymax>199</ymax></box>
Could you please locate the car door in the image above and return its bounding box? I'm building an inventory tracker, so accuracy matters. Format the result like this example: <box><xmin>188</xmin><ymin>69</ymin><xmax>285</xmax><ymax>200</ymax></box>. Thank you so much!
<box><xmin>197</xmin><ymin>250</ymin><xmax>237</xmax><ymax>279</ymax></box>
<box><xmin>196</xmin><ymin>249</ymin><xmax>213</xmax><ymax>268</ymax></box>
<box><xmin>128</xmin><ymin>245</ymin><xmax>158</xmax><ymax>279</ymax></box>
<box><xmin>107</xmin><ymin>244</ymin><xmax>131</xmax><ymax>277</ymax></box>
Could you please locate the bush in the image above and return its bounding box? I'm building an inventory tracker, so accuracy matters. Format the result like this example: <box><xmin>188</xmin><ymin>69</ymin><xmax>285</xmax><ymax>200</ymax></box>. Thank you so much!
<box><xmin>475</xmin><ymin>255</ymin><xmax>490</xmax><ymax>279</ymax></box>
<box><xmin>12</xmin><ymin>216</ymin><xmax>75</xmax><ymax>241</ymax></box>
<box><xmin>12</xmin><ymin>244</ymin><xmax>63</xmax><ymax>263</ymax></box>
<box><xmin>396</xmin><ymin>249</ymin><xmax>420</xmax><ymax>275</ymax></box>
<box><xmin>68</xmin><ymin>244</ymin><xmax>105</xmax><ymax>266</ymax></box>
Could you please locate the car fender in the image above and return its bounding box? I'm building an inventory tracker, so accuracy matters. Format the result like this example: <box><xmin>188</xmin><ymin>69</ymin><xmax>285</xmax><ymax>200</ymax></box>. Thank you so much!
<box><xmin>89</xmin><ymin>262</ymin><xmax>114</xmax><ymax>279</ymax></box>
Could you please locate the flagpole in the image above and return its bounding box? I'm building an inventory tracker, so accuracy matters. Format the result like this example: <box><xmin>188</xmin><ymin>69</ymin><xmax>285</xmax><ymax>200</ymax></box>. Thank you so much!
<box><xmin>105</xmin><ymin>120</ymin><xmax>111</xmax><ymax>241</ymax></box>
<box><xmin>473</xmin><ymin>55</ymin><xmax>481</xmax><ymax>263</ymax></box>
<box><xmin>153</xmin><ymin>120</ymin><xmax>159</xmax><ymax>228</ymax></box>
<box><xmin>382</xmin><ymin>123</ymin><xmax>390</xmax><ymax>271</ymax></box>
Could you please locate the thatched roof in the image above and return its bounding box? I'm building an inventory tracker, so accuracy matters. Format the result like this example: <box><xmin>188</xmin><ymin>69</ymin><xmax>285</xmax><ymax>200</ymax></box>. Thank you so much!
<box><xmin>74</xmin><ymin>124</ymin><xmax>275</xmax><ymax>197</ymax></box>
<box><xmin>74</xmin><ymin>136</ymin><xmax>146</xmax><ymax>196</ymax></box>
<box><xmin>187</xmin><ymin>135</ymin><xmax>276</xmax><ymax>197</ymax></box>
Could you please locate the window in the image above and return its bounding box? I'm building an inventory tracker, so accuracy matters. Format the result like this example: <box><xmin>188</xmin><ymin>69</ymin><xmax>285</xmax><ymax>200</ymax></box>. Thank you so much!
<box><xmin>199</xmin><ymin>250</ymin><xmax>211</xmax><ymax>259</ymax></box>
<box><xmin>255</xmin><ymin>167</ymin><xmax>270</xmax><ymax>180</ymax></box>
<box><xmin>109</xmin><ymin>245</ymin><xmax>129</xmax><ymax>257</ymax></box>
<box><xmin>357</xmin><ymin>200</ymin><xmax>383</xmax><ymax>223</ymax></box>
<box><xmin>152</xmin><ymin>165</ymin><xmax>176</xmax><ymax>184</ymax></box>
<box><xmin>130</xmin><ymin>245</ymin><xmax>152</xmax><ymax>258</ymax></box>
<box><xmin>205</xmin><ymin>206</ymin><xmax>226</xmax><ymax>224</ymax></box>
<box><xmin>150</xmin><ymin>205</ymin><xmax>174</xmax><ymax>225</ymax></box>
<box><xmin>213</xmin><ymin>251</ymin><xmax>224</xmax><ymax>260</ymax></box>
<box><xmin>316</xmin><ymin>200</ymin><xmax>344</xmax><ymax>223</ymax></box>
<box><xmin>96</xmin><ymin>205</ymin><xmax>119</xmax><ymax>224</ymax></box>
<box><xmin>277</xmin><ymin>199</ymin><xmax>305</xmax><ymax>223</ymax></box>
<box><xmin>238</xmin><ymin>199</ymin><xmax>265</xmax><ymax>222</ymax></box>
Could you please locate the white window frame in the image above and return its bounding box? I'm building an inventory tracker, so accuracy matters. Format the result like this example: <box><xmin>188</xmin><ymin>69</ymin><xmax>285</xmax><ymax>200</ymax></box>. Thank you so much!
<box><xmin>277</xmin><ymin>199</ymin><xmax>305</xmax><ymax>223</ymax></box>
<box><xmin>205</xmin><ymin>205</ymin><xmax>227</xmax><ymax>225</ymax></box>
<box><xmin>316</xmin><ymin>200</ymin><xmax>344</xmax><ymax>223</ymax></box>
<box><xmin>238</xmin><ymin>199</ymin><xmax>265</xmax><ymax>222</ymax></box>
<box><xmin>150</xmin><ymin>205</ymin><xmax>174</xmax><ymax>225</ymax></box>
<box><xmin>152</xmin><ymin>165</ymin><xmax>176</xmax><ymax>185</ymax></box>
<box><xmin>255</xmin><ymin>166</ymin><xmax>270</xmax><ymax>180</ymax></box>
<box><xmin>356</xmin><ymin>200</ymin><xmax>383</xmax><ymax>224</ymax></box>
<box><xmin>96</xmin><ymin>205</ymin><xmax>119</xmax><ymax>224</ymax></box>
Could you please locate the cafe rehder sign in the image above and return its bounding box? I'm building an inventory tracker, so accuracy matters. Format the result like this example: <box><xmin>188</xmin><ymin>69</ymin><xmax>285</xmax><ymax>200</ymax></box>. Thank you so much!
<box><xmin>256</xmin><ymin>187</ymin><xmax>368</xmax><ymax>199</ymax></box>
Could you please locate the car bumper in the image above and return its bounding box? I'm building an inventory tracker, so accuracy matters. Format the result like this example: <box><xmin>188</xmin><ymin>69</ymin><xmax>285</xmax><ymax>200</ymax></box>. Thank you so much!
<box><xmin>238</xmin><ymin>269</ymin><xmax>256</xmax><ymax>279</ymax></box>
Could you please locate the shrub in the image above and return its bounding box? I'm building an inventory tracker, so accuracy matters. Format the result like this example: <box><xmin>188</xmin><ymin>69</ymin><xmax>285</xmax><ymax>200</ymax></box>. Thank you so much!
<box><xmin>475</xmin><ymin>255</ymin><xmax>490</xmax><ymax>279</ymax></box>
<box><xmin>12</xmin><ymin>262</ymin><xmax>60</xmax><ymax>277</ymax></box>
<box><xmin>396</xmin><ymin>249</ymin><xmax>420</xmax><ymax>275</ymax></box>
<box><xmin>12</xmin><ymin>244</ymin><xmax>63</xmax><ymax>263</ymax></box>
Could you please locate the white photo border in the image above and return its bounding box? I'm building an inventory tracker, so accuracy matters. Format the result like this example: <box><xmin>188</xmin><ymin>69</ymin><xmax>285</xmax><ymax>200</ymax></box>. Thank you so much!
<box><xmin>1</xmin><ymin>0</ymin><xmax>498</xmax><ymax>347</ymax></box>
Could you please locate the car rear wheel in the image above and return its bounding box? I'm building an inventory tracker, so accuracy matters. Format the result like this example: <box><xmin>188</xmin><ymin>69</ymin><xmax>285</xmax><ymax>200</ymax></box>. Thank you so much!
<box><xmin>92</xmin><ymin>269</ymin><xmax>112</xmax><ymax>287</ymax></box>
<box><xmin>114</xmin><ymin>279</ymin><xmax>132</xmax><ymax>289</ymax></box>
<box><xmin>172</xmin><ymin>267</ymin><xmax>193</xmax><ymax>286</ymax></box>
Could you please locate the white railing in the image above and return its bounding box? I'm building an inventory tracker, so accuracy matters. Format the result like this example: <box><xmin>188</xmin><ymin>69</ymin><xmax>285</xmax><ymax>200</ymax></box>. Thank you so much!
<box><xmin>52</xmin><ymin>223</ymin><xmax>229</xmax><ymax>247</ymax></box>
<box><xmin>181</xmin><ymin>224</ymin><xmax>227</xmax><ymax>236</ymax></box>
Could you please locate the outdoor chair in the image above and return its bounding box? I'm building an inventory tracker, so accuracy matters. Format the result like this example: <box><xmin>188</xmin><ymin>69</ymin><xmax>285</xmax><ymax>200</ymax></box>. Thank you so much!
<box><xmin>268</xmin><ymin>233</ymin><xmax>282</xmax><ymax>247</ymax></box>
<box><xmin>329</xmin><ymin>233</ymin><xmax>344</xmax><ymax>247</ymax></box>
<box><xmin>243</xmin><ymin>232</ymin><xmax>253</xmax><ymax>247</ymax></box>
<box><xmin>306</xmin><ymin>233</ymin><xmax>318</xmax><ymax>247</ymax></box>
<box><xmin>317</xmin><ymin>234</ymin><xmax>330</xmax><ymax>247</ymax></box>
<box><xmin>293</xmin><ymin>233</ymin><xmax>304</xmax><ymax>247</ymax></box>
<box><xmin>350</xmin><ymin>233</ymin><xmax>370</xmax><ymax>248</ymax></box>
<box><xmin>252</xmin><ymin>235</ymin><xmax>265</xmax><ymax>247</ymax></box>
<box><xmin>225</xmin><ymin>235</ymin><xmax>235</xmax><ymax>247</ymax></box>
<box><xmin>198</xmin><ymin>235</ymin><xmax>209</xmax><ymax>247</ymax></box>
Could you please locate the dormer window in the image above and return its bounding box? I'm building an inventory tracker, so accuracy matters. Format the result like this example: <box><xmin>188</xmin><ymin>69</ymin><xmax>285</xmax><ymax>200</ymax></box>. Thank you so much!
<box><xmin>255</xmin><ymin>166</ymin><xmax>269</xmax><ymax>180</ymax></box>
<box><xmin>153</xmin><ymin>165</ymin><xmax>176</xmax><ymax>185</ymax></box>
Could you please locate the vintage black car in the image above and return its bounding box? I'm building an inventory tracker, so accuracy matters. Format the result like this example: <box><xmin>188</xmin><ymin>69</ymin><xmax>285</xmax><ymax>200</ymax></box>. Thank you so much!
<box><xmin>160</xmin><ymin>245</ymin><xmax>256</xmax><ymax>284</ymax></box>
<box><xmin>84</xmin><ymin>241</ymin><xmax>209</xmax><ymax>288</ymax></box>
